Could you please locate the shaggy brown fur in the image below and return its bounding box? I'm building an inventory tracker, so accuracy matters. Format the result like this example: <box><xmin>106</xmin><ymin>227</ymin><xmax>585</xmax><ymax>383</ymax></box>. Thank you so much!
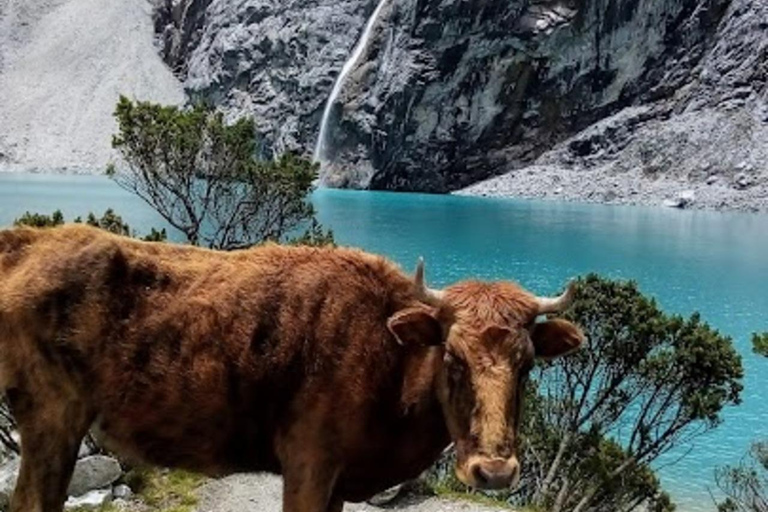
<box><xmin>0</xmin><ymin>225</ymin><xmax>583</xmax><ymax>512</ymax></box>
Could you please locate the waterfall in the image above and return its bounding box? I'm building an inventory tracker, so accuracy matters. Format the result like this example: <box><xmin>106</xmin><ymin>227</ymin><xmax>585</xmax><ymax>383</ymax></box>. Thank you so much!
<box><xmin>313</xmin><ymin>0</ymin><xmax>390</xmax><ymax>164</ymax></box>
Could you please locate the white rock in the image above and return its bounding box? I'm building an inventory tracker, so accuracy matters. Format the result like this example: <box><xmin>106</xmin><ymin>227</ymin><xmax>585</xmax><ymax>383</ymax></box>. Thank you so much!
<box><xmin>65</xmin><ymin>489</ymin><xmax>112</xmax><ymax>510</ymax></box>
<box><xmin>734</xmin><ymin>172</ymin><xmax>753</xmax><ymax>190</ymax></box>
<box><xmin>665</xmin><ymin>190</ymin><xmax>695</xmax><ymax>208</ymax></box>
<box><xmin>111</xmin><ymin>498</ymin><xmax>130</xmax><ymax>509</ymax></box>
<box><xmin>366</xmin><ymin>484</ymin><xmax>404</xmax><ymax>506</ymax></box>
<box><xmin>0</xmin><ymin>457</ymin><xmax>20</xmax><ymax>510</ymax></box>
<box><xmin>112</xmin><ymin>484</ymin><xmax>133</xmax><ymax>500</ymax></box>
<box><xmin>67</xmin><ymin>456</ymin><xmax>122</xmax><ymax>497</ymax></box>
<box><xmin>679</xmin><ymin>189</ymin><xmax>696</xmax><ymax>203</ymax></box>
<box><xmin>0</xmin><ymin>0</ymin><xmax>185</xmax><ymax>174</ymax></box>
<box><xmin>78</xmin><ymin>441</ymin><xmax>96</xmax><ymax>459</ymax></box>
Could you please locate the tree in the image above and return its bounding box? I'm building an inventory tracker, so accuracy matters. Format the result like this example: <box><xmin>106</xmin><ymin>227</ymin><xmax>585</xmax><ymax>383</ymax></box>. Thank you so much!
<box><xmin>714</xmin><ymin>333</ymin><xmax>768</xmax><ymax>512</ymax></box>
<box><xmin>716</xmin><ymin>442</ymin><xmax>768</xmax><ymax>512</ymax></box>
<box><xmin>523</xmin><ymin>275</ymin><xmax>743</xmax><ymax>512</ymax></box>
<box><xmin>109</xmin><ymin>96</ymin><xmax>330</xmax><ymax>249</ymax></box>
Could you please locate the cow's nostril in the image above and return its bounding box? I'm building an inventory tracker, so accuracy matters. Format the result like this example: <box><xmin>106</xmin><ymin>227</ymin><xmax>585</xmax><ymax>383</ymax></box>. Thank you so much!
<box><xmin>472</xmin><ymin>463</ymin><xmax>489</xmax><ymax>486</ymax></box>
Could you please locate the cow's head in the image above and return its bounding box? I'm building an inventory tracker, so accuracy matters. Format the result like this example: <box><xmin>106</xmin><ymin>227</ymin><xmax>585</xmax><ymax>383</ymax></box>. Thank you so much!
<box><xmin>387</xmin><ymin>261</ymin><xmax>584</xmax><ymax>490</ymax></box>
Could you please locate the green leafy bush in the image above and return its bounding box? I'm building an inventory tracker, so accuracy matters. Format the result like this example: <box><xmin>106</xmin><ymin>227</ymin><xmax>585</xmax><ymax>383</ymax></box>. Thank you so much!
<box><xmin>109</xmin><ymin>96</ymin><xmax>332</xmax><ymax>249</ymax></box>
<box><xmin>13</xmin><ymin>209</ymin><xmax>65</xmax><ymax>227</ymax></box>
<box><xmin>13</xmin><ymin>209</ymin><xmax>166</xmax><ymax>242</ymax></box>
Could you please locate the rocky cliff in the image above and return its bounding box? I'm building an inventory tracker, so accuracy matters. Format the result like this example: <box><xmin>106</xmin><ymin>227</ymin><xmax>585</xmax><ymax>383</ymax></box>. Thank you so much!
<box><xmin>155</xmin><ymin>0</ymin><xmax>767</xmax><ymax>209</ymax></box>
<box><xmin>153</xmin><ymin>0</ymin><xmax>382</xmax><ymax>159</ymax></box>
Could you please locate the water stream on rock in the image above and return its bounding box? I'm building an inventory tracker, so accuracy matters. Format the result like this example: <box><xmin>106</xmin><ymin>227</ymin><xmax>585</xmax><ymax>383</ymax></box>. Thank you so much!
<box><xmin>313</xmin><ymin>0</ymin><xmax>390</xmax><ymax>173</ymax></box>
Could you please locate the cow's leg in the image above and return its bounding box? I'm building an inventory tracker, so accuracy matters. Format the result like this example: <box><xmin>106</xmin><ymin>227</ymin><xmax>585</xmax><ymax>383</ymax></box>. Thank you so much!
<box><xmin>281</xmin><ymin>458</ymin><xmax>340</xmax><ymax>512</ymax></box>
<box><xmin>8</xmin><ymin>388</ymin><xmax>91</xmax><ymax>512</ymax></box>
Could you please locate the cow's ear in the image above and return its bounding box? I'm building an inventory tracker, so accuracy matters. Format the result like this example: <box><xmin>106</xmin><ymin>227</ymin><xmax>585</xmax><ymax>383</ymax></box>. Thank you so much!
<box><xmin>530</xmin><ymin>318</ymin><xmax>585</xmax><ymax>360</ymax></box>
<box><xmin>387</xmin><ymin>307</ymin><xmax>443</xmax><ymax>347</ymax></box>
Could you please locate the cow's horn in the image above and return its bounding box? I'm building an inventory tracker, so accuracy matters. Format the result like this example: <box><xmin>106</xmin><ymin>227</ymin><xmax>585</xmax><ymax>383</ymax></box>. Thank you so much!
<box><xmin>414</xmin><ymin>258</ymin><xmax>445</xmax><ymax>304</ymax></box>
<box><xmin>535</xmin><ymin>281</ymin><xmax>576</xmax><ymax>315</ymax></box>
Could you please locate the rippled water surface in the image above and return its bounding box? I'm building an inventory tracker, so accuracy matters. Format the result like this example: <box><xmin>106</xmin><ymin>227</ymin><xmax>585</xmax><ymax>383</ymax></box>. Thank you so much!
<box><xmin>1</xmin><ymin>173</ymin><xmax>766</xmax><ymax>511</ymax></box>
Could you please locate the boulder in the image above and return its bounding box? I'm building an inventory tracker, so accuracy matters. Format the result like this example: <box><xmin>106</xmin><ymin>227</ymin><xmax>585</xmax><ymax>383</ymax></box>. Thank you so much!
<box><xmin>77</xmin><ymin>441</ymin><xmax>96</xmax><ymax>459</ymax></box>
<box><xmin>112</xmin><ymin>484</ymin><xmax>133</xmax><ymax>500</ymax></box>
<box><xmin>734</xmin><ymin>172</ymin><xmax>754</xmax><ymax>190</ymax></box>
<box><xmin>664</xmin><ymin>190</ymin><xmax>696</xmax><ymax>209</ymax></box>
<box><xmin>67</xmin><ymin>456</ymin><xmax>122</xmax><ymax>498</ymax></box>
<box><xmin>366</xmin><ymin>484</ymin><xmax>404</xmax><ymax>506</ymax></box>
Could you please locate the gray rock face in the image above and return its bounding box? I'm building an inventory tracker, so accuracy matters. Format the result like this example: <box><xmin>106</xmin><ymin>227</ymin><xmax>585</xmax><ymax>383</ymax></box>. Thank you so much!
<box><xmin>156</xmin><ymin>0</ymin><xmax>767</xmax><ymax>208</ymax></box>
<box><xmin>154</xmin><ymin>0</ymin><xmax>382</xmax><ymax>157</ymax></box>
<box><xmin>460</xmin><ymin>0</ymin><xmax>768</xmax><ymax>212</ymax></box>
<box><xmin>67</xmin><ymin>456</ymin><xmax>122</xmax><ymax>498</ymax></box>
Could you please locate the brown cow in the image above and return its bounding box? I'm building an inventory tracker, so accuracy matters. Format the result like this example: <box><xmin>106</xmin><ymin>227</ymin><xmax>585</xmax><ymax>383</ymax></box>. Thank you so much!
<box><xmin>0</xmin><ymin>224</ymin><xmax>584</xmax><ymax>512</ymax></box>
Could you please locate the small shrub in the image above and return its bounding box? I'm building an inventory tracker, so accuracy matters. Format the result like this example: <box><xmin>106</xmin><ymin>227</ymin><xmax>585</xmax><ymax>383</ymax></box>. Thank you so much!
<box><xmin>13</xmin><ymin>209</ymin><xmax>65</xmax><ymax>227</ymax></box>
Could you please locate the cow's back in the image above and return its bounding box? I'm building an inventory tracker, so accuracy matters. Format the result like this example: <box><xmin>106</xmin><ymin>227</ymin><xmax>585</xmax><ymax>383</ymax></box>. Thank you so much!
<box><xmin>0</xmin><ymin>225</ymin><xmax>415</xmax><ymax>475</ymax></box>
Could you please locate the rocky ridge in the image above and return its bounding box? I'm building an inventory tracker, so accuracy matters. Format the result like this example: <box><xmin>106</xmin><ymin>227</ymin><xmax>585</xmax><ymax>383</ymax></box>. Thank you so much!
<box><xmin>0</xmin><ymin>0</ymin><xmax>764</xmax><ymax>211</ymax></box>
<box><xmin>459</xmin><ymin>0</ymin><xmax>768</xmax><ymax>211</ymax></box>
<box><xmin>155</xmin><ymin>0</ymin><xmax>768</xmax><ymax>211</ymax></box>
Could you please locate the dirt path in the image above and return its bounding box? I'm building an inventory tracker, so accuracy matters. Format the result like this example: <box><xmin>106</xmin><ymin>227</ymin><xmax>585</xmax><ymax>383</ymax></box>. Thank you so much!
<box><xmin>195</xmin><ymin>474</ymin><xmax>509</xmax><ymax>512</ymax></box>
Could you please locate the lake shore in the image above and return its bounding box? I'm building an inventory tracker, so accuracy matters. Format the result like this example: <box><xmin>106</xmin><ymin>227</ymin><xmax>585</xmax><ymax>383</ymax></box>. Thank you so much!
<box><xmin>455</xmin><ymin>164</ymin><xmax>768</xmax><ymax>214</ymax></box>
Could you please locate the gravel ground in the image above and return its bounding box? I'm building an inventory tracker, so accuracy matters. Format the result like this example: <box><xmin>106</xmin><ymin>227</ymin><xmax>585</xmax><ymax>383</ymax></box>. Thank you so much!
<box><xmin>456</xmin><ymin>106</ymin><xmax>768</xmax><ymax>213</ymax></box>
<box><xmin>195</xmin><ymin>474</ymin><xmax>509</xmax><ymax>512</ymax></box>
<box><xmin>0</xmin><ymin>0</ymin><xmax>185</xmax><ymax>173</ymax></box>
<box><xmin>455</xmin><ymin>163</ymin><xmax>768</xmax><ymax>213</ymax></box>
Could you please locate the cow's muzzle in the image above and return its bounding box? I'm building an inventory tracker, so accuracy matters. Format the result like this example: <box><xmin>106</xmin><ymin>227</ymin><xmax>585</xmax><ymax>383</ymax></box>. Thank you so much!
<box><xmin>461</xmin><ymin>456</ymin><xmax>520</xmax><ymax>490</ymax></box>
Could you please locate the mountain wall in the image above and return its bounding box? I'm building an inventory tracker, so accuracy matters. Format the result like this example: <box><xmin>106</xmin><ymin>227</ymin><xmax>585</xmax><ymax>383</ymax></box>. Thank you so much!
<box><xmin>158</xmin><ymin>0</ymin><xmax>764</xmax><ymax>209</ymax></box>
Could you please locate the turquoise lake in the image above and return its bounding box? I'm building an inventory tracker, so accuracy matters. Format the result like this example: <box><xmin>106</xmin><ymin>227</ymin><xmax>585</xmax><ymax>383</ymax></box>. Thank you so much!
<box><xmin>1</xmin><ymin>172</ymin><xmax>766</xmax><ymax>511</ymax></box>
